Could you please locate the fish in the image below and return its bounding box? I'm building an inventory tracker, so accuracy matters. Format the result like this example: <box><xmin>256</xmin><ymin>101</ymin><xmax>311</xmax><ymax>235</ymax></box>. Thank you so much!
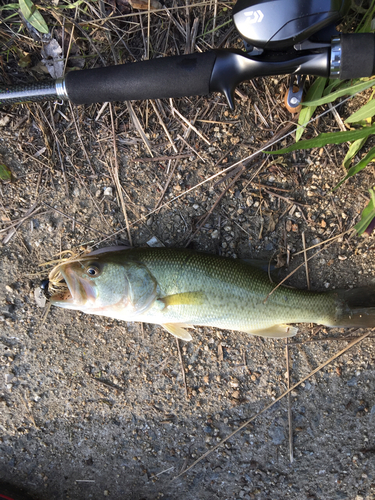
<box><xmin>48</xmin><ymin>246</ymin><xmax>375</xmax><ymax>341</ymax></box>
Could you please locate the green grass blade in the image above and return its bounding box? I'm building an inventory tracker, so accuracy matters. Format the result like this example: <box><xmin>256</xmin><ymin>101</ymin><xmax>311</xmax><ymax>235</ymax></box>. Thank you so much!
<box><xmin>266</xmin><ymin>124</ymin><xmax>375</xmax><ymax>155</ymax></box>
<box><xmin>356</xmin><ymin>0</ymin><xmax>375</xmax><ymax>32</ymax></box>
<box><xmin>323</xmin><ymin>79</ymin><xmax>345</xmax><ymax>97</ymax></box>
<box><xmin>54</xmin><ymin>0</ymin><xmax>86</xmax><ymax>8</ymax></box>
<box><xmin>295</xmin><ymin>77</ymin><xmax>327</xmax><ymax>142</ymax></box>
<box><xmin>0</xmin><ymin>164</ymin><xmax>12</xmax><ymax>182</ymax></box>
<box><xmin>343</xmin><ymin>137</ymin><xmax>368</xmax><ymax>169</ymax></box>
<box><xmin>345</xmin><ymin>99</ymin><xmax>375</xmax><ymax>123</ymax></box>
<box><xmin>335</xmin><ymin>146</ymin><xmax>375</xmax><ymax>190</ymax></box>
<box><xmin>354</xmin><ymin>187</ymin><xmax>375</xmax><ymax>235</ymax></box>
<box><xmin>302</xmin><ymin>78</ymin><xmax>375</xmax><ymax>107</ymax></box>
<box><xmin>19</xmin><ymin>0</ymin><xmax>49</xmax><ymax>34</ymax></box>
<box><xmin>0</xmin><ymin>4</ymin><xmax>19</xmax><ymax>10</ymax></box>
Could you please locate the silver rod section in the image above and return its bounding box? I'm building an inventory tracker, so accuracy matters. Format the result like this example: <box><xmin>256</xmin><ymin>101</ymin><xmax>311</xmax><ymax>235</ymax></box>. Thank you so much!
<box><xmin>0</xmin><ymin>80</ymin><xmax>68</xmax><ymax>105</ymax></box>
<box><xmin>330</xmin><ymin>36</ymin><xmax>341</xmax><ymax>78</ymax></box>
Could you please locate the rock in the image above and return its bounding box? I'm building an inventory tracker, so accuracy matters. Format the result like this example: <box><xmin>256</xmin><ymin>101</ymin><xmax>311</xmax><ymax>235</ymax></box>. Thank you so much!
<box><xmin>268</xmin><ymin>424</ymin><xmax>285</xmax><ymax>445</ymax></box>
<box><xmin>34</xmin><ymin>286</ymin><xmax>47</xmax><ymax>307</ymax></box>
<box><xmin>347</xmin><ymin>377</ymin><xmax>357</xmax><ymax>387</ymax></box>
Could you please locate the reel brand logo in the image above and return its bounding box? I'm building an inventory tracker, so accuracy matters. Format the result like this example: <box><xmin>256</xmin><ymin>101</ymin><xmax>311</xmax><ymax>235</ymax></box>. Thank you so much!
<box><xmin>244</xmin><ymin>9</ymin><xmax>264</xmax><ymax>24</ymax></box>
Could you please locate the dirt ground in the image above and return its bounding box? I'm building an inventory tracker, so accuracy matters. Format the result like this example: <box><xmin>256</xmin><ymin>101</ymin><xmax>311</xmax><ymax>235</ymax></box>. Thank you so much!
<box><xmin>1</xmin><ymin>2</ymin><xmax>375</xmax><ymax>499</ymax></box>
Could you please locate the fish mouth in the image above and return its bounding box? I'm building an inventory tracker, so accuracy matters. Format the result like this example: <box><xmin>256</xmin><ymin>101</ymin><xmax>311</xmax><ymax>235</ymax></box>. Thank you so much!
<box><xmin>49</xmin><ymin>264</ymin><xmax>97</xmax><ymax>309</ymax></box>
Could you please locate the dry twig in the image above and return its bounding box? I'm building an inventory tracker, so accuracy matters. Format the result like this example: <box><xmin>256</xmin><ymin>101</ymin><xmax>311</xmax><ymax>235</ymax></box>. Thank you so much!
<box><xmin>176</xmin><ymin>330</ymin><xmax>372</xmax><ymax>477</ymax></box>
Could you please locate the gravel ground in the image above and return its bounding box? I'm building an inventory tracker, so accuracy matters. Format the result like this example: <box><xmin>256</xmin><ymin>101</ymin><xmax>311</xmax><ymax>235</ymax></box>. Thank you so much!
<box><xmin>1</xmin><ymin>5</ymin><xmax>375</xmax><ymax>498</ymax></box>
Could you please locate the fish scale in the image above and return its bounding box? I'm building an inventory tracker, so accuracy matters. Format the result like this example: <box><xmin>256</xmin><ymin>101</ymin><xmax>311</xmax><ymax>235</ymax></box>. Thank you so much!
<box><xmin>134</xmin><ymin>249</ymin><xmax>334</xmax><ymax>331</ymax></box>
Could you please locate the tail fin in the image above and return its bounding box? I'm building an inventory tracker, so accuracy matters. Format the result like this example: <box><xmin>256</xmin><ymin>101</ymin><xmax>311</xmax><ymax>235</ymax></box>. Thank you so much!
<box><xmin>333</xmin><ymin>287</ymin><xmax>375</xmax><ymax>328</ymax></box>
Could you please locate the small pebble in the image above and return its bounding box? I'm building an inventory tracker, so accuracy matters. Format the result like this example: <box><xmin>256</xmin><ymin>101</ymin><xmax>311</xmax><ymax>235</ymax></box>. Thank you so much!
<box><xmin>246</xmin><ymin>196</ymin><xmax>253</xmax><ymax>207</ymax></box>
<box><xmin>103</xmin><ymin>187</ymin><xmax>113</xmax><ymax>197</ymax></box>
<box><xmin>34</xmin><ymin>287</ymin><xmax>47</xmax><ymax>308</ymax></box>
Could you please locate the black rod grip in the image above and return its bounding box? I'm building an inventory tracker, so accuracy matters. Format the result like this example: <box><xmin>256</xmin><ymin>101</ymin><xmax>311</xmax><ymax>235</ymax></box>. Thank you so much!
<box><xmin>340</xmin><ymin>33</ymin><xmax>375</xmax><ymax>80</ymax></box>
<box><xmin>65</xmin><ymin>52</ymin><xmax>217</xmax><ymax>105</ymax></box>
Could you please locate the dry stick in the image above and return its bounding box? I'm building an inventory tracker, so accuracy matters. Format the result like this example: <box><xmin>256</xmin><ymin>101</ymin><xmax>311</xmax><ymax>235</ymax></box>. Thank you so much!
<box><xmin>285</xmin><ymin>338</ymin><xmax>293</xmax><ymax>464</ymax></box>
<box><xmin>94</xmin><ymin>96</ymin><xmax>358</xmax><ymax>247</ymax></box>
<box><xmin>328</xmin><ymin>102</ymin><xmax>347</xmax><ymax>132</ymax></box>
<box><xmin>172</xmin><ymin>106</ymin><xmax>211</xmax><ymax>145</ymax></box>
<box><xmin>48</xmin><ymin>102</ymin><xmax>69</xmax><ymax>196</ymax></box>
<box><xmin>0</xmin><ymin>206</ymin><xmax>43</xmax><ymax>235</ymax></box>
<box><xmin>176</xmin><ymin>330</ymin><xmax>372</xmax><ymax>478</ymax></box>
<box><xmin>109</xmin><ymin>104</ymin><xmax>133</xmax><ymax>246</ymax></box>
<box><xmin>287</xmin><ymin>333</ymin><xmax>375</xmax><ymax>346</ymax></box>
<box><xmin>301</xmin><ymin>231</ymin><xmax>310</xmax><ymax>290</ymax></box>
<box><xmin>184</xmin><ymin>109</ymin><xmax>201</xmax><ymax>141</ymax></box>
<box><xmin>68</xmin><ymin>102</ymin><xmax>96</xmax><ymax>175</ymax></box>
<box><xmin>76</xmin><ymin>2</ymin><xmax>214</xmax><ymax>24</ymax></box>
<box><xmin>176</xmin><ymin>338</ymin><xmax>188</xmax><ymax>399</ymax></box>
<box><xmin>211</xmin><ymin>0</ymin><xmax>217</xmax><ymax>48</ymax></box>
<box><xmin>2</xmin><ymin>208</ymin><xmax>42</xmax><ymax>245</ymax></box>
<box><xmin>36</xmin><ymin>301</ymin><xmax>52</xmax><ymax>331</ymax></box>
<box><xmin>263</xmin><ymin>229</ymin><xmax>351</xmax><ymax>304</ymax></box>
<box><xmin>262</xmin><ymin>188</ymin><xmax>306</xmax><ymax>208</ymax></box>
<box><xmin>54</xmin><ymin>11</ymin><xmax>106</xmax><ymax>65</ymax></box>
<box><xmin>155</xmin><ymin>160</ymin><xmax>178</xmax><ymax>209</ymax></box>
<box><xmin>150</xmin><ymin>100</ymin><xmax>178</xmax><ymax>153</ymax></box>
<box><xmin>126</xmin><ymin>102</ymin><xmax>154</xmax><ymax>157</ymax></box>
<box><xmin>42</xmin><ymin>202</ymin><xmax>110</xmax><ymax>237</ymax></box>
<box><xmin>177</xmin><ymin>134</ymin><xmax>205</xmax><ymax>162</ymax></box>
<box><xmin>293</xmin><ymin>229</ymin><xmax>353</xmax><ymax>256</ymax></box>
<box><xmin>185</xmin><ymin>167</ymin><xmax>245</xmax><ymax>246</ymax></box>
<box><xmin>147</xmin><ymin>0</ymin><xmax>151</xmax><ymax>61</ymax></box>
<box><xmin>129</xmin><ymin>154</ymin><xmax>191</xmax><ymax>163</ymax></box>
<box><xmin>190</xmin><ymin>17</ymin><xmax>199</xmax><ymax>53</ymax></box>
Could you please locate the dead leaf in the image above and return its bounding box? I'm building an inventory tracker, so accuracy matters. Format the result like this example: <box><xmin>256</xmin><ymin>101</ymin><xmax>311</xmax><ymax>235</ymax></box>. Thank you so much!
<box><xmin>41</xmin><ymin>38</ymin><xmax>64</xmax><ymax>79</ymax></box>
<box><xmin>128</xmin><ymin>0</ymin><xmax>162</xmax><ymax>9</ymax></box>
<box><xmin>0</xmin><ymin>115</ymin><xmax>11</xmax><ymax>127</ymax></box>
<box><xmin>18</xmin><ymin>52</ymin><xmax>32</xmax><ymax>68</ymax></box>
<box><xmin>275</xmin><ymin>253</ymin><xmax>286</xmax><ymax>268</ymax></box>
<box><xmin>267</xmin><ymin>213</ymin><xmax>278</xmax><ymax>233</ymax></box>
<box><xmin>116</xmin><ymin>0</ymin><xmax>132</xmax><ymax>14</ymax></box>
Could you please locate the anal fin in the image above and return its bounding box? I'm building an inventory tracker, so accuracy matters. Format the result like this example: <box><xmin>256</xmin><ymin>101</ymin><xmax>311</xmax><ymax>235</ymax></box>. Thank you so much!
<box><xmin>162</xmin><ymin>323</ymin><xmax>193</xmax><ymax>341</ymax></box>
<box><xmin>244</xmin><ymin>324</ymin><xmax>298</xmax><ymax>339</ymax></box>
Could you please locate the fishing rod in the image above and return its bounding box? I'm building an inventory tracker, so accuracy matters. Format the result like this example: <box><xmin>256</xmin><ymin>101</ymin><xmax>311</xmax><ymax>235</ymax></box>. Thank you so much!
<box><xmin>0</xmin><ymin>0</ymin><xmax>374</xmax><ymax>110</ymax></box>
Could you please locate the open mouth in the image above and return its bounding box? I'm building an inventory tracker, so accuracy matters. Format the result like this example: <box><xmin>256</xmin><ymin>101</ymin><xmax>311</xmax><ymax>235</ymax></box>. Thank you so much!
<box><xmin>49</xmin><ymin>263</ymin><xmax>97</xmax><ymax>309</ymax></box>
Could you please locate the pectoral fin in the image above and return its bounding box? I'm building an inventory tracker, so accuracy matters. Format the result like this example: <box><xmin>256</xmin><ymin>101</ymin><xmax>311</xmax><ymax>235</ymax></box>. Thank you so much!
<box><xmin>244</xmin><ymin>324</ymin><xmax>298</xmax><ymax>338</ymax></box>
<box><xmin>159</xmin><ymin>291</ymin><xmax>205</xmax><ymax>308</ymax></box>
<box><xmin>162</xmin><ymin>323</ymin><xmax>193</xmax><ymax>341</ymax></box>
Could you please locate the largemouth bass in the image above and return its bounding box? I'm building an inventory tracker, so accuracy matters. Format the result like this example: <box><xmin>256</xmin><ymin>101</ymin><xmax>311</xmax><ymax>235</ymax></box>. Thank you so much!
<box><xmin>49</xmin><ymin>246</ymin><xmax>375</xmax><ymax>341</ymax></box>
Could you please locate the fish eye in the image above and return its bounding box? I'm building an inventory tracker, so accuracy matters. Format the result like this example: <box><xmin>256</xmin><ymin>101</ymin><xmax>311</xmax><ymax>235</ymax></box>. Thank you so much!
<box><xmin>85</xmin><ymin>264</ymin><xmax>102</xmax><ymax>277</ymax></box>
